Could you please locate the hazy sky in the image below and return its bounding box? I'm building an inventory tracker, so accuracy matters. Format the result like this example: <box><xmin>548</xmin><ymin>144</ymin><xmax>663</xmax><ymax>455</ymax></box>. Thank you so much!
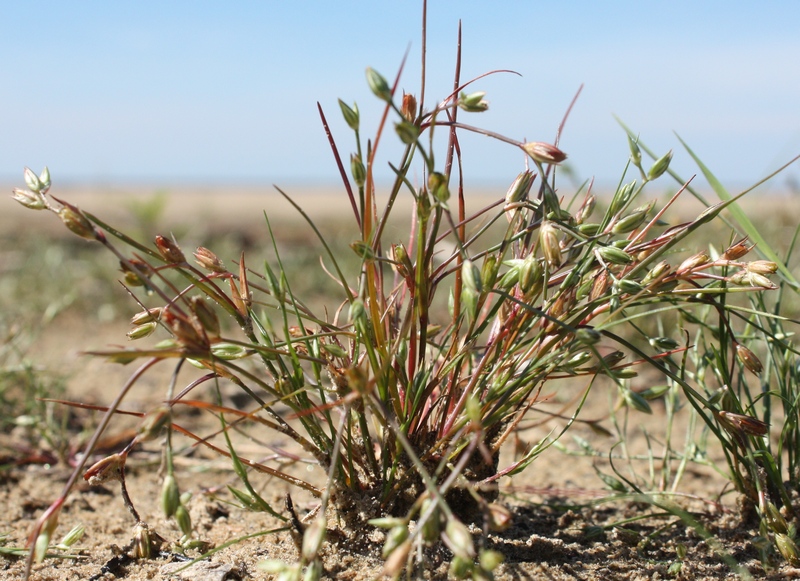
<box><xmin>2</xmin><ymin>2</ymin><xmax>799</xmax><ymax>192</ymax></box>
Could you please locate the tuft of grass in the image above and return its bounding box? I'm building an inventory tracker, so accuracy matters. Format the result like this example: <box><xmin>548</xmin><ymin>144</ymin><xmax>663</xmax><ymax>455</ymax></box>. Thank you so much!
<box><xmin>10</xmin><ymin>10</ymin><xmax>799</xmax><ymax>581</ymax></box>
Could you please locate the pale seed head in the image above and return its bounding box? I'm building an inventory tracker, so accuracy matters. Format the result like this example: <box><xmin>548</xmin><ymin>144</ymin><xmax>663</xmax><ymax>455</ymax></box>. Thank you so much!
<box><xmin>676</xmin><ymin>252</ymin><xmax>709</xmax><ymax>275</ymax></box>
<box><xmin>522</xmin><ymin>141</ymin><xmax>567</xmax><ymax>165</ymax></box>
<box><xmin>505</xmin><ymin>170</ymin><xmax>534</xmax><ymax>205</ymax></box>
<box><xmin>746</xmin><ymin>260</ymin><xmax>778</xmax><ymax>275</ymax></box>
<box><xmin>194</xmin><ymin>247</ymin><xmax>226</xmax><ymax>273</ymax></box>
<box><xmin>11</xmin><ymin>187</ymin><xmax>46</xmax><ymax>210</ymax></box>
<box><xmin>539</xmin><ymin>221</ymin><xmax>562</xmax><ymax>268</ymax></box>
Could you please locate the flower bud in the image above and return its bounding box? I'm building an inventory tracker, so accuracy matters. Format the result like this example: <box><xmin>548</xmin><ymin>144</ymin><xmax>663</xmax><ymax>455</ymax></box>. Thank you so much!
<box><xmin>628</xmin><ymin>135</ymin><xmax>642</xmax><ymax>167</ymax></box>
<box><xmin>349</xmin><ymin>299</ymin><xmax>366</xmax><ymax>324</ymax></box>
<box><xmin>175</xmin><ymin>504</ymin><xmax>192</xmax><ymax>537</ymax></box>
<box><xmin>522</xmin><ymin>142</ymin><xmax>567</xmax><ymax>165</ymax></box>
<box><xmin>611</xmin><ymin>203</ymin><xmax>651</xmax><ymax>235</ymax></box>
<box><xmin>155</xmin><ymin>235</ymin><xmax>185</xmax><ymax>263</ymax></box>
<box><xmin>497</xmin><ymin>260</ymin><xmax>521</xmax><ymax>290</ymax></box>
<box><xmin>350</xmin><ymin>240</ymin><xmax>376</xmax><ymax>261</ymax></box>
<box><xmin>649</xmin><ymin>336</ymin><xmax>679</xmax><ymax>351</ymax></box>
<box><xmin>775</xmin><ymin>533</ymin><xmax>800</xmax><ymax>566</ymax></box>
<box><xmin>518</xmin><ymin>255</ymin><xmax>543</xmax><ymax>297</ymax></box>
<box><xmin>39</xmin><ymin>166</ymin><xmax>51</xmax><ymax>194</ymax></box>
<box><xmin>609</xmin><ymin>181</ymin><xmax>636</xmax><ymax>216</ymax></box>
<box><xmin>350</xmin><ymin>153</ymin><xmax>365</xmax><ymax>188</ymax></box>
<box><xmin>596</xmin><ymin>246</ymin><xmax>634</xmax><ymax>265</ymax></box>
<box><xmin>539</xmin><ymin>221</ymin><xmax>562</xmax><ymax>268</ymax></box>
<box><xmin>57</xmin><ymin>200</ymin><xmax>97</xmax><ymax>240</ymax></box>
<box><xmin>458</xmin><ymin>91</ymin><xmax>489</xmax><ymax>112</ymax></box>
<box><xmin>127</xmin><ymin>321</ymin><xmax>157</xmax><ymax>340</ymax></box>
<box><xmin>461</xmin><ymin>259</ymin><xmax>482</xmax><ymax>295</ymax></box>
<box><xmin>24</xmin><ymin>166</ymin><xmax>43</xmax><ymax>193</ymax></box>
<box><xmin>615</xmin><ymin>278</ymin><xmax>643</xmax><ymax>295</ymax></box>
<box><xmin>162</xmin><ymin>474</ymin><xmax>180</xmax><ymax>518</ymax></box>
<box><xmin>57</xmin><ymin>524</ymin><xmax>85</xmax><ymax>549</ymax></box>
<box><xmin>647</xmin><ymin>150</ymin><xmax>673</xmax><ymax>180</ymax></box>
<box><xmin>211</xmin><ymin>342</ymin><xmax>248</xmax><ymax>360</ymax></box>
<box><xmin>338</xmin><ymin>99</ymin><xmax>359</xmax><ymax>131</ymax></box>
<box><xmin>366</xmin><ymin>67</ymin><xmax>392</xmax><ymax>102</ymax></box>
<box><xmin>194</xmin><ymin>247</ymin><xmax>226</xmax><ymax>273</ymax></box>
<box><xmin>428</xmin><ymin>171</ymin><xmax>449</xmax><ymax>203</ymax></box>
<box><xmin>401</xmin><ymin>92</ymin><xmax>417</xmax><ymax>121</ymax></box>
<box><xmin>727</xmin><ymin>270</ymin><xmax>750</xmax><ymax>286</ymax></box>
<box><xmin>576</xmin><ymin>327</ymin><xmax>601</xmax><ymax>345</ymax></box>
<box><xmin>481</xmin><ymin>255</ymin><xmax>498</xmax><ymax>290</ymax></box>
<box><xmin>763</xmin><ymin>501</ymin><xmax>789</xmax><ymax>535</ymax></box>
<box><xmin>622</xmin><ymin>388</ymin><xmax>652</xmax><ymax>414</ymax></box>
<box><xmin>577</xmin><ymin>223</ymin><xmax>601</xmax><ymax>236</ymax></box>
<box><xmin>395</xmin><ymin>120</ymin><xmax>419</xmax><ymax>144</ymax></box>
<box><xmin>391</xmin><ymin>243</ymin><xmax>412</xmax><ymax>279</ymax></box>
<box><xmin>736</xmin><ymin>344</ymin><xmax>763</xmax><ymax>375</ymax></box>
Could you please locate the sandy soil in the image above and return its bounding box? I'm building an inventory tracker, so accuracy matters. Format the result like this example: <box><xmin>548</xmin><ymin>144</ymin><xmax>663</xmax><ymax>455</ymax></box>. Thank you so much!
<box><xmin>2</xmin><ymin>185</ymin><xmax>800</xmax><ymax>580</ymax></box>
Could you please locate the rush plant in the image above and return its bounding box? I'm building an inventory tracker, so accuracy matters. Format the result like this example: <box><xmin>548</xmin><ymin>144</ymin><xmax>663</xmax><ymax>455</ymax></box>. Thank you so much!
<box><xmin>14</xmin><ymin>17</ymin><xmax>795</xmax><ymax>581</ymax></box>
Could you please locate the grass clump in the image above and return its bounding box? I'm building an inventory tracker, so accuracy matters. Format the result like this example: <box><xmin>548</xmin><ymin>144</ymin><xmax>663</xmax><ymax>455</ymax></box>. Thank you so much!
<box><xmin>10</xmin><ymin>14</ymin><xmax>800</xmax><ymax>581</ymax></box>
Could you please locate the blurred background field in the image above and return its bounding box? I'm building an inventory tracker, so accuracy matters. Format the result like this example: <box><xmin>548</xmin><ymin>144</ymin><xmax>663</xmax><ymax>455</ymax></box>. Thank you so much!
<box><xmin>2</xmin><ymin>182</ymin><xmax>799</xmax><ymax>409</ymax></box>
<box><xmin>3</xmin><ymin>182</ymin><xmax>799</xmax><ymax>326</ymax></box>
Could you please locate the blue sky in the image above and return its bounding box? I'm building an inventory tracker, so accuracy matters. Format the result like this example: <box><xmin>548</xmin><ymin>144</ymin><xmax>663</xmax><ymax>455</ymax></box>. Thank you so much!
<box><xmin>2</xmin><ymin>2</ymin><xmax>799</xmax><ymax>192</ymax></box>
